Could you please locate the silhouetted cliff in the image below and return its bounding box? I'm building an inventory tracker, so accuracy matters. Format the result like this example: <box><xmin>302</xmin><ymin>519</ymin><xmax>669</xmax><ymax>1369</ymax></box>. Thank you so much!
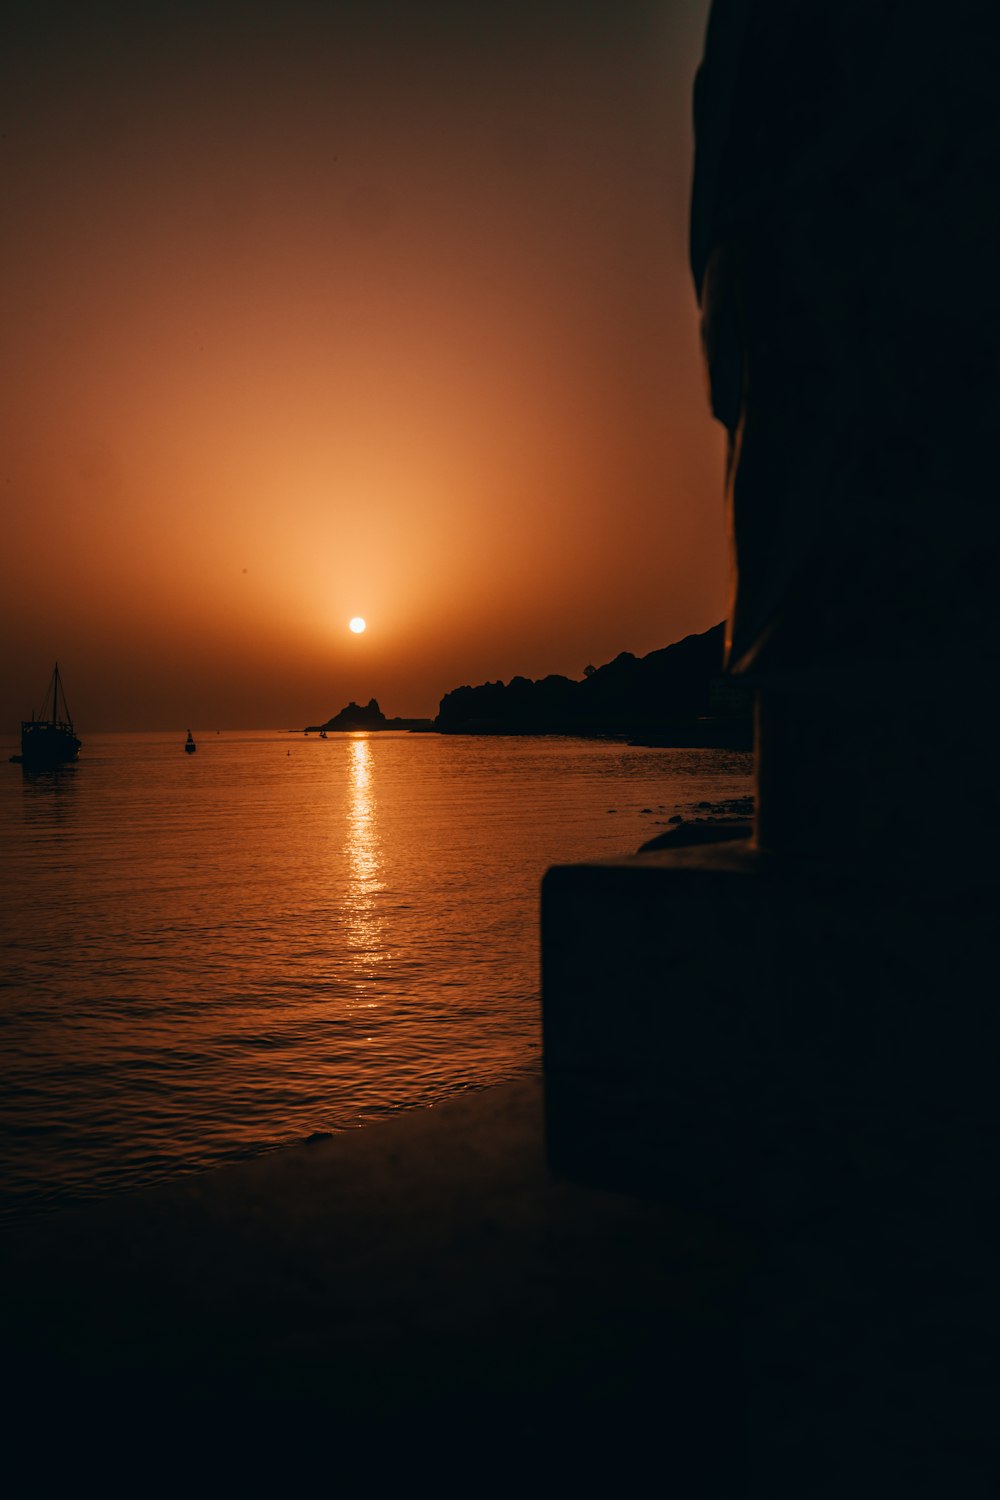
<box><xmin>434</xmin><ymin>623</ymin><xmax>751</xmax><ymax>745</ymax></box>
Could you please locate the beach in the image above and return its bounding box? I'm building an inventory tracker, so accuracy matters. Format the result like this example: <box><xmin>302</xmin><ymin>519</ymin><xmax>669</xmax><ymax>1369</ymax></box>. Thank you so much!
<box><xmin>0</xmin><ymin>1073</ymin><xmax>749</xmax><ymax>1485</ymax></box>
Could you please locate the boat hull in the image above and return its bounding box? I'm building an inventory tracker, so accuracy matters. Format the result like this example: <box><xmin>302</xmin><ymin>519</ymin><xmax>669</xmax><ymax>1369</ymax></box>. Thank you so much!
<box><xmin>20</xmin><ymin>723</ymin><xmax>81</xmax><ymax>768</ymax></box>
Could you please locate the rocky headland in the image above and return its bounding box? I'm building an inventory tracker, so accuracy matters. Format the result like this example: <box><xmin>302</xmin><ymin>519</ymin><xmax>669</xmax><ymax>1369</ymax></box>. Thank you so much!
<box><xmin>433</xmin><ymin>621</ymin><xmax>752</xmax><ymax>746</ymax></box>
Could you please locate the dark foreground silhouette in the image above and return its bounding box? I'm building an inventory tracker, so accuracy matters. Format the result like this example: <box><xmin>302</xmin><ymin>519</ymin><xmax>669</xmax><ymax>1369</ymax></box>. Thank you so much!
<box><xmin>544</xmin><ymin>1</ymin><xmax>1000</xmax><ymax>1490</ymax></box>
<box><xmin>0</xmin><ymin>1078</ymin><xmax>746</xmax><ymax>1490</ymax></box>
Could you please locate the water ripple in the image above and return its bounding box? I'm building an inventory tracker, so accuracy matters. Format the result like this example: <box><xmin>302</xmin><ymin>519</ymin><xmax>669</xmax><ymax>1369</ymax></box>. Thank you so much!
<box><xmin>0</xmin><ymin>731</ymin><xmax>750</xmax><ymax>1216</ymax></box>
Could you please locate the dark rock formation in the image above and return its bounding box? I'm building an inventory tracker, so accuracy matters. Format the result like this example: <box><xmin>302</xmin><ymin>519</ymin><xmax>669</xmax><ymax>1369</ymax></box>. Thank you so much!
<box><xmin>434</xmin><ymin>622</ymin><xmax>751</xmax><ymax>744</ymax></box>
<box><xmin>305</xmin><ymin>699</ymin><xmax>434</xmax><ymax>733</ymax></box>
<box><xmin>314</xmin><ymin>698</ymin><xmax>387</xmax><ymax>732</ymax></box>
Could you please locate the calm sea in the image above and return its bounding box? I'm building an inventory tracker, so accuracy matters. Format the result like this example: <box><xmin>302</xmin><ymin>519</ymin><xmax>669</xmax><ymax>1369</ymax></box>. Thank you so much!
<box><xmin>0</xmin><ymin>731</ymin><xmax>752</xmax><ymax>1217</ymax></box>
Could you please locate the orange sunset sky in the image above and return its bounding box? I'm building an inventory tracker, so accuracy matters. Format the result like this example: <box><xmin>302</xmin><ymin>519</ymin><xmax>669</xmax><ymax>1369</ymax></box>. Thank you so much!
<box><xmin>2</xmin><ymin>0</ymin><xmax>722</xmax><ymax>733</ymax></box>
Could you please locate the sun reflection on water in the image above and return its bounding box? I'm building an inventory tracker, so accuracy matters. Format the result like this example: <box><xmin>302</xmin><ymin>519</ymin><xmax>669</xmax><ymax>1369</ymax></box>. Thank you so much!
<box><xmin>344</xmin><ymin>736</ymin><xmax>388</xmax><ymax>1000</ymax></box>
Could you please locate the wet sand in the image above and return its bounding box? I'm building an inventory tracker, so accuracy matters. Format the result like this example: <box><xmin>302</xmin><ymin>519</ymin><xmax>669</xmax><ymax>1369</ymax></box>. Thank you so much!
<box><xmin>0</xmin><ymin>1074</ymin><xmax>749</xmax><ymax>1485</ymax></box>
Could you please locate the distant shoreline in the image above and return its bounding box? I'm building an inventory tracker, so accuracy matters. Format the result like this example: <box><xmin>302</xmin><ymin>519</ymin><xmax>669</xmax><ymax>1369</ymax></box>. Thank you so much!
<box><xmin>293</xmin><ymin>720</ymin><xmax>751</xmax><ymax>750</ymax></box>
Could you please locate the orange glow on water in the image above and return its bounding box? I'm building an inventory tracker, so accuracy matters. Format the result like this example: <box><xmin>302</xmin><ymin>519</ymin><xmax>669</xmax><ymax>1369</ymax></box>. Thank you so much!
<box><xmin>344</xmin><ymin>736</ymin><xmax>387</xmax><ymax>997</ymax></box>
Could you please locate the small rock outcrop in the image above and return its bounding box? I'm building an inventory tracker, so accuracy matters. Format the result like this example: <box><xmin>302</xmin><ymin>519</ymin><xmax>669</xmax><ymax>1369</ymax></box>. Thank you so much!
<box><xmin>314</xmin><ymin>698</ymin><xmax>387</xmax><ymax>731</ymax></box>
<box><xmin>304</xmin><ymin>698</ymin><xmax>434</xmax><ymax>733</ymax></box>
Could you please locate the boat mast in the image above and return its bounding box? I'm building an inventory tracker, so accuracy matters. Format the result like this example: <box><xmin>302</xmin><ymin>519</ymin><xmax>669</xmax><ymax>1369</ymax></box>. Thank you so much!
<box><xmin>51</xmin><ymin>662</ymin><xmax>71</xmax><ymax>727</ymax></box>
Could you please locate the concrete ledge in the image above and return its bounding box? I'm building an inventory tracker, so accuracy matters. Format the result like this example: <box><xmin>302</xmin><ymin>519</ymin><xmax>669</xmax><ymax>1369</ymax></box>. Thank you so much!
<box><xmin>542</xmin><ymin>840</ymin><xmax>1000</xmax><ymax>1230</ymax></box>
<box><xmin>541</xmin><ymin>842</ymin><xmax>1000</xmax><ymax>1482</ymax></box>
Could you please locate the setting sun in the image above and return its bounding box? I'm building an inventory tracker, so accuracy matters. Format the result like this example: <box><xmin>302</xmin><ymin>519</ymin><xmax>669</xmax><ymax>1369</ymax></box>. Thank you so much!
<box><xmin>0</xmin><ymin>0</ymin><xmax>726</xmax><ymax>734</ymax></box>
